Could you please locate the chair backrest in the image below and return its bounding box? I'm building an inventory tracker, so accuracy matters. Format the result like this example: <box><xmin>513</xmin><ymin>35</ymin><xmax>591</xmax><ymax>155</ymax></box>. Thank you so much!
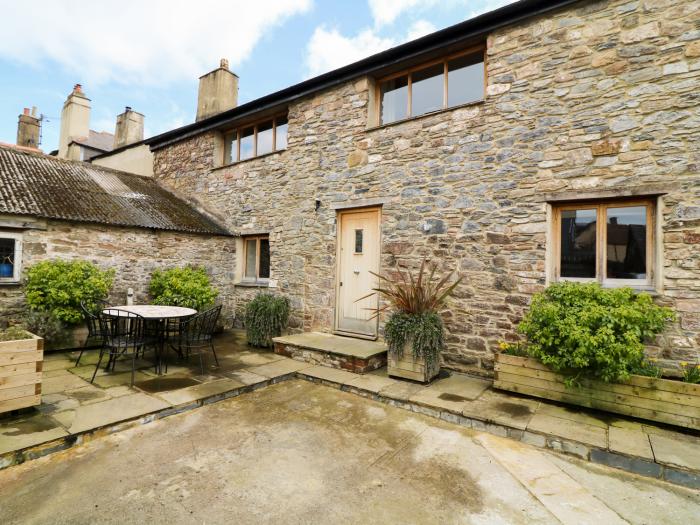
<box><xmin>80</xmin><ymin>299</ymin><xmax>110</xmax><ymax>336</ymax></box>
<box><xmin>100</xmin><ymin>309</ymin><xmax>145</xmax><ymax>350</ymax></box>
<box><xmin>183</xmin><ymin>305</ymin><xmax>221</xmax><ymax>343</ymax></box>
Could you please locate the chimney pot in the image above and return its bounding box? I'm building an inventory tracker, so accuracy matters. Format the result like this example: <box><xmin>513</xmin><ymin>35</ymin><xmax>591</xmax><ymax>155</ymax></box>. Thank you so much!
<box><xmin>125</xmin><ymin>106</ymin><xmax>132</xmax><ymax>112</ymax></box>
<box><xmin>23</xmin><ymin>108</ymin><xmax>30</xmax><ymax>115</ymax></box>
<box><xmin>220</xmin><ymin>58</ymin><xmax>229</xmax><ymax>69</ymax></box>
<box><xmin>74</xmin><ymin>83</ymin><xmax>82</xmax><ymax>93</ymax></box>
<box><xmin>31</xmin><ymin>106</ymin><xmax>37</xmax><ymax>117</ymax></box>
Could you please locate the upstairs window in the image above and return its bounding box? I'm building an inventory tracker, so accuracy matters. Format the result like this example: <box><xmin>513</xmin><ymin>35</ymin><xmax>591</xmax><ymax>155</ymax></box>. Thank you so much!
<box><xmin>224</xmin><ymin>115</ymin><xmax>288</xmax><ymax>164</ymax></box>
<box><xmin>553</xmin><ymin>200</ymin><xmax>655</xmax><ymax>287</ymax></box>
<box><xmin>243</xmin><ymin>235</ymin><xmax>270</xmax><ymax>282</ymax></box>
<box><xmin>0</xmin><ymin>232</ymin><xmax>22</xmax><ymax>284</ymax></box>
<box><xmin>377</xmin><ymin>47</ymin><xmax>485</xmax><ymax>125</ymax></box>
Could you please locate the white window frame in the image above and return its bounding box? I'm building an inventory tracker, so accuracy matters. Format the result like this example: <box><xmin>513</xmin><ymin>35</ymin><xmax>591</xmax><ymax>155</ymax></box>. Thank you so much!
<box><xmin>0</xmin><ymin>231</ymin><xmax>23</xmax><ymax>284</ymax></box>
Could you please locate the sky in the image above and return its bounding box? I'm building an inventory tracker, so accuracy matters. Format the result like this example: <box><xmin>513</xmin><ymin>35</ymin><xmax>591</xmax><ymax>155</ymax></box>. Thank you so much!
<box><xmin>0</xmin><ymin>0</ymin><xmax>515</xmax><ymax>152</ymax></box>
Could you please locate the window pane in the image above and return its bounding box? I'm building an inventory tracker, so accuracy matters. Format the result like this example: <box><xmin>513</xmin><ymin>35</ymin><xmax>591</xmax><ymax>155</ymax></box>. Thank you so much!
<box><xmin>560</xmin><ymin>209</ymin><xmax>597</xmax><ymax>278</ymax></box>
<box><xmin>275</xmin><ymin>117</ymin><xmax>288</xmax><ymax>150</ymax></box>
<box><xmin>224</xmin><ymin>131</ymin><xmax>238</xmax><ymax>163</ymax></box>
<box><xmin>354</xmin><ymin>229</ymin><xmax>363</xmax><ymax>253</ymax></box>
<box><xmin>0</xmin><ymin>238</ymin><xmax>14</xmax><ymax>278</ymax></box>
<box><xmin>257</xmin><ymin>120</ymin><xmax>274</xmax><ymax>156</ymax></box>
<box><xmin>448</xmin><ymin>52</ymin><xmax>485</xmax><ymax>107</ymax></box>
<box><xmin>606</xmin><ymin>206</ymin><xmax>647</xmax><ymax>280</ymax></box>
<box><xmin>240</xmin><ymin>127</ymin><xmax>255</xmax><ymax>160</ymax></box>
<box><xmin>259</xmin><ymin>238</ymin><xmax>270</xmax><ymax>279</ymax></box>
<box><xmin>245</xmin><ymin>239</ymin><xmax>257</xmax><ymax>279</ymax></box>
<box><xmin>380</xmin><ymin>76</ymin><xmax>408</xmax><ymax>124</ymax></box>
<box><xmin>411</xmin><ymin>63</ymin><xmax>444</xmax><ymax>117</ymax></box>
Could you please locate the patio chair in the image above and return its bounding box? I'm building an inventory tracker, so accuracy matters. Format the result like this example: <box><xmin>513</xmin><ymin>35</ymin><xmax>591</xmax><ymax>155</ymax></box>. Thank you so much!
<box><xmin>91</xmin><ymin>309</ymin><xmax>146</xmax><ymax>387</ymax></box>
<box><xmin>176</xmin><ymin>305</ymin><xmax>222</xmax><ymax>374</ymax></box>
<box><xmin>75</xmin><ymin>299</ymin><xmax>111</xmax><ymax>366</ymax></box>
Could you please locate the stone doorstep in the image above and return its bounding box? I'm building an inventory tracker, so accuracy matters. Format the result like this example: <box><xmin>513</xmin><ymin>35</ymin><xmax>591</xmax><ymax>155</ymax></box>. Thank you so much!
<box><xmin>273</xmin><ymin>333</ymin><xmax>387</xmax><ymax>374</ymax></box>
<box><xmin>2</xmin><ymin>370</ymin><xmax>699</xmax><ymax>491</ymax></box>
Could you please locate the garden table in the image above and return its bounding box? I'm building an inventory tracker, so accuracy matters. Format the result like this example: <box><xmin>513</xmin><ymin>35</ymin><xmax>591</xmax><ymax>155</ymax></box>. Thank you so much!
<box><xmin>103</xmin><ymin>305</ymin><xmax>197</xmax><ymax>374</ymax></box>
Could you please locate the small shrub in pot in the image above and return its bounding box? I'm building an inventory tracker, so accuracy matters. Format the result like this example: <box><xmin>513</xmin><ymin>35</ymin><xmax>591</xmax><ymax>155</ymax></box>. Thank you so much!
<box><xmin>245</xmin><ymin>294</ymin><xmax>290</xmax><ymax>348</ymax></box>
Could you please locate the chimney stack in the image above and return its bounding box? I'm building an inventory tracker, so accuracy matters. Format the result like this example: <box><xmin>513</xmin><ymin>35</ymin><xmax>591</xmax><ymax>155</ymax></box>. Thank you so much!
<box><xmin>58</xmin><ymin>84</ymin><xmax>91</xmax><ymax>160</ymax></box>
<box><xmin>113</xmin><ymin>106</ymin><xmax>144</xmax><ymax>149</ymax></box>
<box><xmin>196</xmin><ymin>58</ymin><xmax>238</xmax><ymax>122</ymax></box>
<box><xmin>16</xmin><ymin>107</ymin><xmax>41</xmax><ymax>149</ymax></box>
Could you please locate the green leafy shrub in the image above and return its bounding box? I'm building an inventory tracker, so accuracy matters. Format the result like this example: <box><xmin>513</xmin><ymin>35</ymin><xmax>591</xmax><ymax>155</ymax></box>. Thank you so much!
<box><xmin>0</xmin><ymin>325</ymin><xmax>32</xmax><ymax>342</ymax></box>
<box><xmin>149</xmin><ymin>266</ymin><xmax>218</xmax><ymax>311</ymax></box>
<box><xmin>518</xmin><ymin>282</ymin><xmax>674</xmax><ymax>386</ymax></box>
<box><xmin>245</xmin><ymin>294</ymin><xmax>290</xmax><ymax>347</ymax></box>
<box><xmin>22</xmin><ymin>311</ymin><xmax>70</xmax><ymax>349</ymax></box>
<box><xmin>25</xmin><ymin>260</ymin><xmax>114</xmax><ymax>324</ymax></box>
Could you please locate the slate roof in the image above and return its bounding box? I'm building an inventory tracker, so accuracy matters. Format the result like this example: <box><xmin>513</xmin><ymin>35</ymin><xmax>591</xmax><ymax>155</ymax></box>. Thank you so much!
<box><xmin>0</xmin><ymin>145</ymin><xmax>229</xmax><ymax>236</ymax></box>
<box><xmin>72</xmin><ymin>130</ymin><xmax>115</xmax><ymax>153</ymax></box>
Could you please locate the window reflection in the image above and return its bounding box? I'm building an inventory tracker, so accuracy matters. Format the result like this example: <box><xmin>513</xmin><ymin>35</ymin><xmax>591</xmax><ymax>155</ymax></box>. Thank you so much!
<box><xmin>245</xmin><ymin>239</ymin><xmax>257</xmax><ymax>279</ymax></box>
<box><xmin>560</xmin><ymin>209</ymin><xmax>597</xmax><ymax>278</ymax></box>
<box><xmin>240</xmin><ymin>127</ymin><xmax>255</xmax><ymax>161</ymax></box>
<box><xmin>448</xmin><ymin>53</ymin><xmax>485</xmax><ymax>107</ymax></box>
<box><xmin>259</xmin><ymin>238</ymin><xmax>270</xmax><ymax>279</ymax></box>
<box><xmin>380</xmin><ymin>76</ymin><xmax>408</xmax><ymax>124</ymax></box>
<box><xmin>606</xmin><ymin>206</ymin><xmax>646</xmax><ymax>279</ymax></box>
<box><xmin>276</xmin><ymin>117</ymin><xmax>288</xmax><ymax>150</ymax></box>
<box><xmin>257</xmin><ymin>120</ymin><xmax>274</xmax><ymax>156</ymax></box>
<box><xmin>411</xmin><ymin>64</ymin><xmax>444</xmax><ymax>117</ymax></box>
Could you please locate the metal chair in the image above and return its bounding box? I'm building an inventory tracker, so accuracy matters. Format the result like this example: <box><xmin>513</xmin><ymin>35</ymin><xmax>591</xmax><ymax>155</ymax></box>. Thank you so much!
<box><xmin>176</xmin><ymin>305</ymin><xmax>222</xmax><ymax>374</ymax></box>
<box><xmin>91</xmin><ymin>309</ymin><xmax>146</xmax><ymax>387</ymax></box>
<box><xmin>75</xmin><ymin>299</ymin><xmax>110</xmax><ymax>366</ymax></box>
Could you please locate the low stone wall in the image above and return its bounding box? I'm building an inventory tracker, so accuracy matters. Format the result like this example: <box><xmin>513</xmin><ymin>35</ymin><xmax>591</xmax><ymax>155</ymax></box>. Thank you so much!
<box><xmin>0</xmin><ymin>218</ymin><xmax>236</xmax><ymax>327</ymax></box>
<box><xmin>274</xmin><ymin>342</ymin><xmax>386</xmax><ymax>374</ymax></box>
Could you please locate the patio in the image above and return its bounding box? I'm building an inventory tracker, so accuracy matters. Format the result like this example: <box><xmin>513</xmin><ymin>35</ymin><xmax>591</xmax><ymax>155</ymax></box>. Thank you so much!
<box><xmin>1</xmin><ymin>329</ymin><xmax>699</xmax><ymax>490</ymax></box>
<box><xmin>1</xmin><ymin>380</ymin><xmax>698</xmax><ymax>525</ymax></box>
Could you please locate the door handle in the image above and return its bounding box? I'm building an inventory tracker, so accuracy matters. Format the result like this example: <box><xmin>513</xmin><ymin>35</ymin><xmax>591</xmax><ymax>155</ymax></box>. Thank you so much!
<box><xmin>353</xmin><ymin>270</ymin><xmax>360</xmax><ymax>274</ymax></box>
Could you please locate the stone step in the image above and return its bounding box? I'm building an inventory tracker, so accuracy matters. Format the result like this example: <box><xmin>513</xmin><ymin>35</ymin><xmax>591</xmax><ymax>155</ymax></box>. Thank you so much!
<box><xmin>273</xmin><ymin>332</ymin><xmax>387</xmax><ymax>374</ymax></box>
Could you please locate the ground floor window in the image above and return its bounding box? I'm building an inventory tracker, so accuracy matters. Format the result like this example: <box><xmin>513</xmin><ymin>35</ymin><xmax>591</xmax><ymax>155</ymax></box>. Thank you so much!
<box><xmin>0</xmin><ymin>232</ymin><xmax>22</xmax><ymax>283</ymax></box>
<box><xmin>243</xmin><ymin>235</ymin><xmax>270</xmax><ymax>282</ymax></box>
<box><xmin>552</xmin><ymin>200</ymin><xmax>655</xmax><ymax>287</ymax></box>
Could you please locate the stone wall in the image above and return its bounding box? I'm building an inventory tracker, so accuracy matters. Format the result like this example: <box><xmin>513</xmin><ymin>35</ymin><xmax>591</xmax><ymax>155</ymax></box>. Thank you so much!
<box><xmin>154</xmin><ymin>0</ymin><xmax>700</xmax><ymax>375</ymax></box>
<box><xmin>0</xmin><ymin>219</ymin><xmax>236</xmax><ymax>326</ymax></box>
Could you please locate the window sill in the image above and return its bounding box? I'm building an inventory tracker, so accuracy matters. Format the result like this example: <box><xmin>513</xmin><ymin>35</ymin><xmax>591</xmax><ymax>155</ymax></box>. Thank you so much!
<box><xmin>0</xmin><ymin>280</ymin><xmax>21</xmax><ymax>286</ymax></box>
<box><xmin>555</xmin><ymin>279</ymin><xmax>659</xmax><ymax>295</ymax></box>
<box><xmin>234</xmin><ymin>281</ymin><xmax>270</xmax><ymax>288</ymax></box>
<box><xmin>212</xmin><ymin>149</ymin><xmax>286</xmax><ymax>171</ymax></box>
<box><xmin>365</xmin><ymin>99</ymin><xmax>484</xmax><ymax>132</ymax></box>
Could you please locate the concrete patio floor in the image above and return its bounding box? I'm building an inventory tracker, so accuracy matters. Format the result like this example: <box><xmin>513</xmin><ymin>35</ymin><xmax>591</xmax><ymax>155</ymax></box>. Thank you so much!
<box><xmin>0</xmin><ymin>380</ymin><xmax>697</xmax><ymax>525</ymax></box>
<box><xmin>1</xmin><ymin>330</ymin><xmax>699</xmax><ymax>489</ymax></box>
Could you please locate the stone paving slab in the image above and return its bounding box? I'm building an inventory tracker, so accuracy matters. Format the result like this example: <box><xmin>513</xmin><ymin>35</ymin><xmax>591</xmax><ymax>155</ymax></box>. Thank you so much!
<box><xmin>424</xmin><ymin>373</ymin><xmax>492</xmax><ymax>401</ymax></box>
<box><xmin>649</xmin><ymin>432</ymin><xmax>700</xmax><ymax>471</ymax></box>
<box><xmin>608</xmin><ymin>426</ymin><xmax>654</xmax><ymax>460</ymax></box>
<box><xmin>299</xmin><ymin>364</ymin><xmax>359</xmax><ymax>384</ymax></box>
<box><xmin>273</xmin><ymin>332</ymin><xmax>387</xmax><ymax>359</ymax></box>
<box><xmin>461</xmin><ymin>390</ymin><xmax>540</xmax><ymax>431</ymax></box>
<box><xmin>0</xmin><ymin>412</ymin><xmax>69</xmax><ymax>455</ymax></box>
<box><xmin>527</xmin><ymin>413</ymin><xmax>608</xmax><ymax>449</ymax></box>
<box><xmin>41</xmin><ymin>371</ymin><xmax>90</xmax><ymax>395</ymax></box>
<box><xmin>378</xmin><ymin>380</ymin><xmax>423</xmax><ymax>402</ymax></box>
<box><xmin>220</xmin><ymin>369</ymin><xmax>270</xmax><ymax>386</ymax></box>
<box><xmin>50</xmin><ymin>393</ymin><xmax>170</xmax><ymax>434</ymax></box>
<box><xmin>154</xmin><ymin>378</ymin><xmax>246</xmax><ymax>406</ymax></box>
<box><xmin>245</xmin><ymin>359</ymin><xmax>311</xmax><ymax>378</ymax></box>
<box><xmin>347</xmin><ymin>373</ymin><xmax>397</xmax><ymax>394</ymax></box>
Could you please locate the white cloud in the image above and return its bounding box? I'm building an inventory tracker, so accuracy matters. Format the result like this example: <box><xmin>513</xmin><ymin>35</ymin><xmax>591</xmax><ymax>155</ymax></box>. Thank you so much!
<box><xmin>0</xmin><ymin>0</ymin><xmax>312</xmax><ymax>85</ymax></box>
<box><xmin>304</xmin><ymin>20</ymin><xmax>435</xmax><ymax>78</ymax></box>
<box><xmin>368</xmin><ymin>0</ymin><xmax>517</xmax><ymax>27</ymax></box>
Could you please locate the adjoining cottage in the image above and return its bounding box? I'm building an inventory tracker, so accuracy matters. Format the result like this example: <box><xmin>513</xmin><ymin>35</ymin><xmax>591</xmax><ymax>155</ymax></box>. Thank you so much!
<box><xmin>145</xmin><ymin>0</ymin><xmax>700</xmax><ymax>375</ymax></box>
<box><xmin>0</xmin><ymin>144</ymin><xmax>233</xmax><ymax>323</ymax></box>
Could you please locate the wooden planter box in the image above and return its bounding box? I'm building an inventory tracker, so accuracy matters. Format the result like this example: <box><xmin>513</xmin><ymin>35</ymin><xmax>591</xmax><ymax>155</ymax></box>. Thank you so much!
<box><xmin>494</xmin><ymin>354</ymin><xmax>700</xmax><ymax>430</ymax></box>
<box><xmin>0</xmin><ymin>333</ymin><xmax>43</xmax><ymax>414</ymax></box>
<box><xmin>388</xmin><ymin>343</ymin><xmax>440</xmax><ymax>383</ymax></box>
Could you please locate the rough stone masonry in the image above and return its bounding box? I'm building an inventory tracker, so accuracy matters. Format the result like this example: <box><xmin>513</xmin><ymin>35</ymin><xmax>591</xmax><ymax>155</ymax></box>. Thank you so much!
<box><xmin>153</xmin><ymin>0</ymin><xmax>700</xmax><ymax>375</ymax></box>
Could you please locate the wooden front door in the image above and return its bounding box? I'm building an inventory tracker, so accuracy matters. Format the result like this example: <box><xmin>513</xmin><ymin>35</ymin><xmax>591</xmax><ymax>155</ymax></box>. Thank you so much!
<box><xmin>335</xmin><ymin>208</ymin><xmax>380</xmax><ymax>338</ymax></box>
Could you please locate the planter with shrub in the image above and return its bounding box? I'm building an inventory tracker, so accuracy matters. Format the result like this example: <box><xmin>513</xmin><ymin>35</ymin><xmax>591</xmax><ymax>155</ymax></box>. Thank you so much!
<box><xmin>24</xmin><ymin>259</ymin><xmax>114</xmax><ymax>350</ymax></box>
<box><xmin>0</xmin><ymin>326</ymin><xmax>43</xmax><ymax>414</ymax></box>
<box><xmin>494</xmin><ymin>282</ymin><xmax>700</xmax><ymax>429</ymax></box>
<box><xmin>245</xmin><ymin>294</ymin><xmax>290</xmax><ymax>348</ymax></box>
<box><xmin>367</xmin><ymin>260</ymin><xmax>460</xmax><ymax>383</ymax></box>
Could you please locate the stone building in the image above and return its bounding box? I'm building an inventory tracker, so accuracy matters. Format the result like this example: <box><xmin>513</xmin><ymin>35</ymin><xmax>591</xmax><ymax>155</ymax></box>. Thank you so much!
<box><xmin>145</xmin><ymin>0</ymin><xmax>700</xmax><ymax>376</ymax></box>
<box><xmin>0</xmin><ymin>144</ymin><xmax>233</xmax><ymax>324</ymax></box>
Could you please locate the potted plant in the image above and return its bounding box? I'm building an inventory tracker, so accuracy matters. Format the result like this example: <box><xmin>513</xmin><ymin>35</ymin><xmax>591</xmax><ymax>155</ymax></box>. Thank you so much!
<box><xmin>245</xmin><ymin>293</ymin><xmax>290</xmax><ymax>348</ymax></box>
<box><xmin>363</xmin><ymin>259</ymin><xmax>461</xmax><ymax>383</ymax></box>
<box><xmin>0</xmin><ymin>325</ymin><xmax>44</xmax><ymax>414</ymax></box>
<box><xmin>493</xmin><ymin>282</ymin><xmax>700</xmax><ymax>429</ymax></box>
